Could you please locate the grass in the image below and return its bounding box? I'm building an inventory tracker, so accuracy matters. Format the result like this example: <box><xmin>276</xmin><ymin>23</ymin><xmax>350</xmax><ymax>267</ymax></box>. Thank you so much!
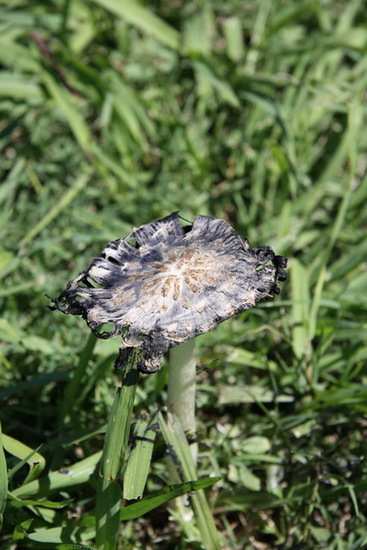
<box><xmin>1</xmin><ymin>0</ymin><xmax>367</xmax><ymax>548</ymax></box>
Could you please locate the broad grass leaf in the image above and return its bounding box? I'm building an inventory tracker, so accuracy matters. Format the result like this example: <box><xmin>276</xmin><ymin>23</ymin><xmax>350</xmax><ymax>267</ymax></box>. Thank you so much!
<box><xmin>9</xmin><ymin>496</ymin><xmax>72</xmax><ymax>509</ymax></box>
<box><xmin>0</xmin><ymin>73</ymin><xmax>42</xmax><ymax>101</ymax></box>
<box><xmin>219</xmin><ymin>384</ymin><xmax>293</xmax><ymax>405</ymax></box>
<box><xmin>217</xmin><ymin>488</ymin><xmax>280</xmax><ymax>512</ymax></box>
<box><xmin>222</xmin><ymin>17</ymin><xmax>244</xmax><ymax>61</ymax></box>
<box><xmin>12</xmin><ymin>452</ymin><xmax>102</xmax><ymax>498</ymax></box>
<box><xmin>96</xmin><ymin>360</ymin><xmax>139</xmax><ymax>549</ymax></box>
<box><xmin>0</xmin><ymin>37</ymin><xmax>39</xmax><ymax>72</ymax></box>
<box><xmin>123</xmin><ymin>413</ymin><xmax>158</xmax><ymax>500</ymax></box>
<box><xmin>225</xmin><ymin>346</ymin><xmax>278</xmax><ymax>371</ymax></box>
<box><xmin>95</xmin><ymin>480</ymin><xmax>121</xmax><ymax>550</ymax></box>
<box><xmin>121</xmin><ymin>477</ymin><xmax>222</xmax><ymax>520</ymax></box>
<box><xmin>27</xmin><ymin>525</ymin><xmax>94</xmax><ymax>544</ymax></box>
<box><xmin>2</xmin><ymin>434</ymin><xmax>45</xmax><ymax>484</ymax></box>
<box><xmin>99</xmin><ymin>362</ymin><xmax>139</xmax><ymax>481</ymax></box>
<box><xmin>92</xmin><ymin>0</ymin><xmax>180</xmax><ymax>50</ymax></box>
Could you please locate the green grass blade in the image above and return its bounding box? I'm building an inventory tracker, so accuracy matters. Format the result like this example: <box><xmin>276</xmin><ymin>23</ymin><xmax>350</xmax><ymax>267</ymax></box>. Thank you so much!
<box><xmin>8</xmin><ymin>495</ymin><xmax>72</xmax><ymax>509</ymax></box>
<box><xmin>0</xmin><ymin>423</ymin><xmax>8</xmax><ymax>531</ymax></box>
<box><xmin>308</xmin><ymin>176</ymin><xmax>352</xmax><ymax>341</ymax></box>
<box><xmin>123</xmin><ymin>412</ymin><xmax>158</xmax><ymax>500</ymax></box>
<box><xmin>26</xmin><ymin>525</ymin><xmax>95</xmax><ymax>544</ymax></box>
<box><xmin>0</xmin><ymin>36</ymin><xmax>39</xmax><ymax>72</ymax></box>
<box><xmin>12</xmin><ymin>452</ymin><xmax>102</xmax><ymax>498</ymax></box>
<box><xmin>193</xmin><ymin>59</ymin><xmax>240</xmax><ymax>108</ymax></box>
<box><xmin>121</xmin><ymin>477</ymin><xmax>222</xmax><ymax>520</ymax></box>
<box><xmin>96</xmin><ymin>356</ymin><xmax>139</xmax><ymax>549</ymax></box>
<box><xmin>222</xmin><ymin>17</ymin><xmax>244</xmax><ymax>61</ymax></box>
<box><xmin>95</xmin><ymin>480</ymin><xmax>121</xmax><ymax>550</ymax></box>
<box><xmin>19</xmin><ymin>170</ymin><xmax>90</xmax><ymax>250</ymax></box>
<box><xmin>41</xmin><ymin>70</ymin><xmax>93</xmax><ymax>154</ymax></box>
<box><xmin>0</xmin><ymin>73</ymin><xmax>42</xmax><ymax>101</ymax></box>
<box><xmin>92</xmin><ymin>0</ymin><xmax>180</xmax><ymax>50</ymax></box>
<box><xmin>291</xmin><ymin>259</ymin><xmax>310</xmax><ymax>360</ymax></box>
<box><xmin>2</xmin><ymin>434</ymin><xmax>45</xmax><ymax>484</ymax></box>
<box><xmin>60</xmin><ymin>333</ymin><xmax>98</xmax><ymax>426</ymax></box>
<box><xmin>108</xmin><ymin>73</ymin><xmax>156</xmax><ymax>143</ymax></box>
<box><xmin>99</xmin><ymin>360</ymin><xmax>139</xmax><ymax>481</ymax></box>
<box><xmin>159</xmin><ymin>411</ymin><xmax>223</xmax><ymax>550</ymax></box>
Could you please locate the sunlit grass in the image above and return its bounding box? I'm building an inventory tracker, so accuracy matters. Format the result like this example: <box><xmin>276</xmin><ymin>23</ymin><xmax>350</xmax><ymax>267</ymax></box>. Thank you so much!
<box><xmin>1</xmin><ymin>0</ymin><xmax>367</xmax><ymax>548</ymax></box>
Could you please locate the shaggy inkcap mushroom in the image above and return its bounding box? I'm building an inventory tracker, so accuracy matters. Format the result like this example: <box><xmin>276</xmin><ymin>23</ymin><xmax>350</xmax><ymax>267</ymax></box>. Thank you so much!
<box><xmin>50</xmin><ymin>213</ymin><xmax>287</xmax><ymax>373</ymax></box>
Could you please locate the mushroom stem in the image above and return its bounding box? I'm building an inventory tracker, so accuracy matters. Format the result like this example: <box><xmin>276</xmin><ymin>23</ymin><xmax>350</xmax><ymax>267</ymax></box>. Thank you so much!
<box><xmin>167</xmin><ymin>339</ymin><xmax>197</xmax><ymax>462</ymax></box>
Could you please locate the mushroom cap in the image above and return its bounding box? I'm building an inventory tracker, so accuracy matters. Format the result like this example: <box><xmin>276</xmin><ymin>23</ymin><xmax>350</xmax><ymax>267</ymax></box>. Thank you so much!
<box><xmin>50</xmin><ymin>213</ymin><xmax>287</xmax><ymax>373</ymax></box>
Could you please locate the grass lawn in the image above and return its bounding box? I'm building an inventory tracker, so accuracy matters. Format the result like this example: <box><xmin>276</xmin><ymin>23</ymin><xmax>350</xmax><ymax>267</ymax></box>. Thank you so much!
<box><xmin>1</xmin><ymin>0</ymin><xmax>367</xmax><ymax>548</ymax></box>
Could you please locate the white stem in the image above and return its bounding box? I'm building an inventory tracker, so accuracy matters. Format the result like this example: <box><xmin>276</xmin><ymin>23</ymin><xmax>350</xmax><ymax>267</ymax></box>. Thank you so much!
<box><xmin>167</xmin><ymin>339</ymin><xmax>197</xmax><ymax>462</ymax></box>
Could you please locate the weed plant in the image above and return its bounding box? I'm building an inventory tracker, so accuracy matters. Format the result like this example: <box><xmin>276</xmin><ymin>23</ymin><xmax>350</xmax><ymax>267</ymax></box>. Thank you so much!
<box><xmin>1</xmin><ymin>0</ymin><xmax>367</xmax><ymax>549</ymax></box>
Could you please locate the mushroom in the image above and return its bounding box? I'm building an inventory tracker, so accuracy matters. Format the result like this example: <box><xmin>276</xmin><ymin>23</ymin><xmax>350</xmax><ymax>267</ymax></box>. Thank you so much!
<box><xmin>50</xmin><ymin>212</ymin><xmax>287</xmax><ymax>373</ymax></box>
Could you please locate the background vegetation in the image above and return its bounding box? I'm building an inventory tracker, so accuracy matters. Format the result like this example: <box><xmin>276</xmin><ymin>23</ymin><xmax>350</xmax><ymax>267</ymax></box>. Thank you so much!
<box><xmin>1</xmin><ymin>0</ymin><xmax>367</xmax><ymax>548</ymax></box>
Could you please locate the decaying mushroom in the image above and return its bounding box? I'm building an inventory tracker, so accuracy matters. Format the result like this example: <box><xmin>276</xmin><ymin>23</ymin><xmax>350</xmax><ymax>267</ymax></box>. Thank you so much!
<box><xmin>50</xmin><ymin>213</ymin><xmax>287</xmax><ymax>373</ymax></box>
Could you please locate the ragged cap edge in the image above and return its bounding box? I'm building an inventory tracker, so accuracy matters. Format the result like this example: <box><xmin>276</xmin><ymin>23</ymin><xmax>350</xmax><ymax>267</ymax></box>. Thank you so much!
<box><xmin>49</xmin><ymin>213</ymin><xmax>288</xmax><ymax>373</ymax></box>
